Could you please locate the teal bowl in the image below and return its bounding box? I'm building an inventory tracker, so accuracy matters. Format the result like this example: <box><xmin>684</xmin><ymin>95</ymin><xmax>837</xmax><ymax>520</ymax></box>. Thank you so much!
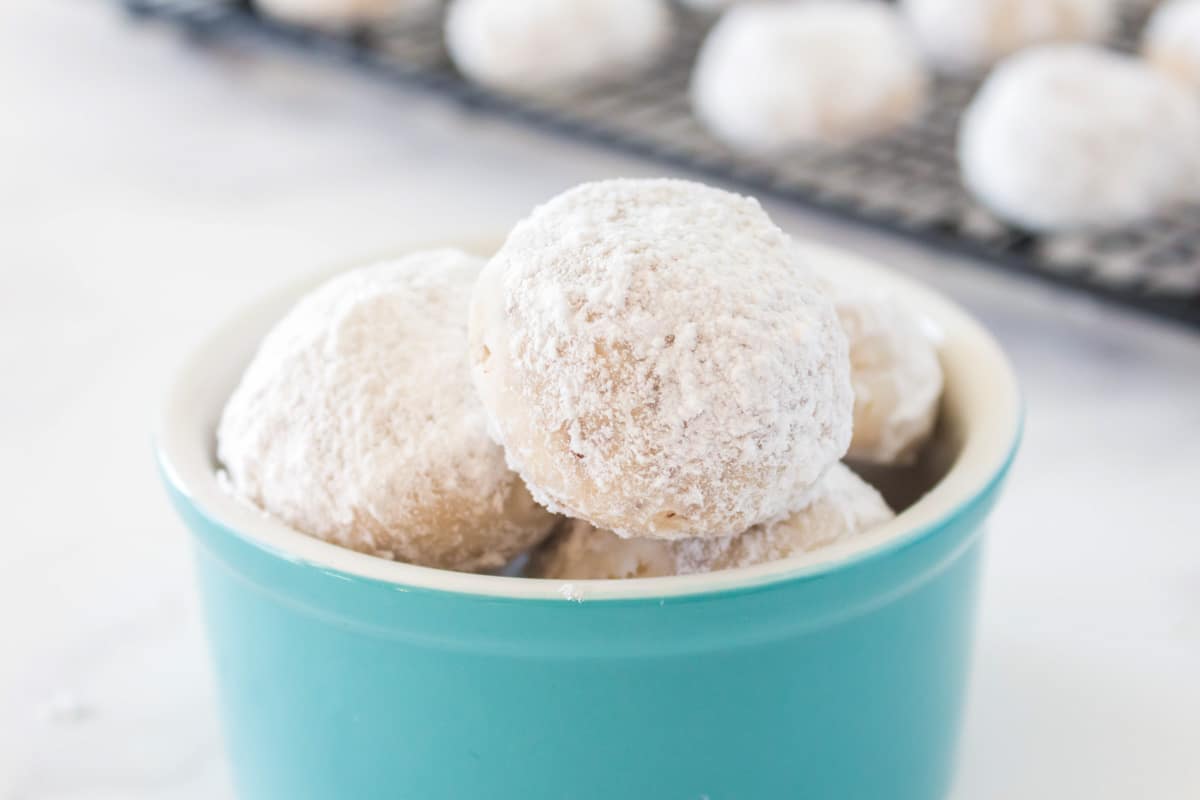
<box><xmin>156</xmin><ymin>241</ymin><xmax>1021</xmax><ymax>800</ymax></box>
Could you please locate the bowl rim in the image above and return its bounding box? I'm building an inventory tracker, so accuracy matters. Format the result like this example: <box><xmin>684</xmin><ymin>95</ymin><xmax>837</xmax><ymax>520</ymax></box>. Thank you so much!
<box><xmin>155</xmin><ymin>237</ymin><xmax>1021</xmax><ymax>602</ymax></box>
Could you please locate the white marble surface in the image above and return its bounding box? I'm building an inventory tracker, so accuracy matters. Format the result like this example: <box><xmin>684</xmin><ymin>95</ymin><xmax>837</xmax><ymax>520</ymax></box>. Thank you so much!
<box><xmin>2</xmin><ymin>2</ymin><xmax>1199</xmax><ymax>798</ymax></box>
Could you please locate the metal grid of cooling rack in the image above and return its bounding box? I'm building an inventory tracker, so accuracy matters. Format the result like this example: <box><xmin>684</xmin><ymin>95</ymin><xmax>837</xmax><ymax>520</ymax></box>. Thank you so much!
<box><xmin>121</xmin><ymin>0</ymin><xmax>1200</xmax><ymax>328</ymax></box>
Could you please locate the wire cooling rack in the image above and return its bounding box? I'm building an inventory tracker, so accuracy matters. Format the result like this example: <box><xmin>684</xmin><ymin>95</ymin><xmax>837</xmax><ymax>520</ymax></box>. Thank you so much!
<box><xmin>121</xmin><ymin>0</ymin><xmax>1200</xmax><ymax>329</ymax></box>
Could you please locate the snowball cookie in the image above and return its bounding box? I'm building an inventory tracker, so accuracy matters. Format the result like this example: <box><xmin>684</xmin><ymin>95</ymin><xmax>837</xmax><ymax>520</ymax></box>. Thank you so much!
<box><xmin>444</xmin><ymin>0</ymin><xmax>672</xmax><ymax>95</ymax></box>
<box><xmin>900</xmin><ymin>0</ymin><xmax>1114</xmax><ymax>73</ymax></box>
<box><xmin>528</xmin><ymin>463</ymin><xmax>894</xmax><ymax>579</ymax></box>
<box><xmin>690</xmin><ymin>1</ymin><xmax>928</xmax><ymax>151</ymax></box>
<box><xmin>470</xmin><ymin>179</ymin><xmax>853</xmax><ymax>541</ymax></box>
<box><xmin>807</xmin><ymin>255</ymin><xmax>943</xmax><ymax>465</ymax></box>
<box><xmin>959</xmin><ymin>45</ymin><xmax>1200</xmax><ymax>231</ymax></box>
<box><xmin>254</xmin><ymin>0</ymin><xmax>437</xmax><ymax>28</ymax></box>
<box><xmin>1144</xmin><ymin>0</ymin><xmax>1200</xmax><ymax>92</ymax></box>
<box><xmin>217</xmin><ymin>250</ymin><xmax>558</xmax><ymax>572</ymax></box>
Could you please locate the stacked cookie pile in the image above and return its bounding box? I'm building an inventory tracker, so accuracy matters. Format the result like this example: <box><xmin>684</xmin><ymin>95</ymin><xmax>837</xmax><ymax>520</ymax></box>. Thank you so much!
<box><xmin>218</xmin><ymin>179</ymin><xmax>944</xmax><ymax>579</ymax></box>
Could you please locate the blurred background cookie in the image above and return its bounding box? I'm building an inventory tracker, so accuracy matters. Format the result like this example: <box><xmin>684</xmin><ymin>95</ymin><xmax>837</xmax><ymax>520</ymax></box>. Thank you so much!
<box><xmin>691</xmin><ymin>1</ymin><xmax>928</xmax><ymax>150</ymax></box>
<box><xmin>1142</xmin><ymin>0</ymin><xmax>1200</xmax><ymax>92</ymax></box>
<box><xmin>901</xmin><ymin>0</ymin><xmax>1115</xmax><ymax>73</ymax></box>
<box><xmin>958</xmin><ymin>44</ymin><xmax>1200</xmax><ymax>231</ymax></box>
<box><xmin>445</xmin><ymin>0</ymin><xmax>672</xmax><ymax>95</ymax></box>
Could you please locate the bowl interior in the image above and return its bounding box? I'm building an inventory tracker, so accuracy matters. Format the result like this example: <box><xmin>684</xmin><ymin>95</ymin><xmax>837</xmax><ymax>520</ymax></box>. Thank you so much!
<box><xmin>155</xmin><ymin>238</ymin><xmax>1021</xmax><ymax>601</ymax></box>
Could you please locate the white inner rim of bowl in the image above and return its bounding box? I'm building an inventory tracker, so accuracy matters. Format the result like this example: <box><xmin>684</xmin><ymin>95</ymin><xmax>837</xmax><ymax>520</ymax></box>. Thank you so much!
<box><xmin>156</xmin><ymin>237</ymin><xmax>1021</xmax><ymax>601</ymax></box>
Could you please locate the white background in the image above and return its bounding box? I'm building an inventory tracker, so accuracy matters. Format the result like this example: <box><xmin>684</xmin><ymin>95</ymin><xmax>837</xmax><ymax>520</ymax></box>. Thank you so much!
<box><xmin>2</xmin><ymin>2</ymin><xmax>1198</xmax><ymax>798</ymax></box>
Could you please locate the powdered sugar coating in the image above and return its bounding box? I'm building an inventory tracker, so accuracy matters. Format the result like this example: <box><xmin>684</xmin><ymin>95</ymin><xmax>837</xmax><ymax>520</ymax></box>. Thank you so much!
<box><xmin>255</xmin><ymin>0</ymin><xmax>438</xmax><ymax>28</ymax></box>
<box><xmin>217</xmin><ymin>250</ymin><xmax>557</xmax><ymax>572</ymax></box>
<box><xmin>959</xmin><ymin>45</ymin><xmax>1200</xmax><ymax>232</ymax></box>
<box><xmin>804</xmin><ymin>251</ymin><xmax>944</xmax><ymax>465</ymax></box>
<box><xmin>901</xmin><ymin>0</ymin><xmax>1114</xmax><ymax>73</ymax></box>
<box><xmin>444</xmin><ymin>0</ymin><xmax>672</xmax><ymax>95</ymax></box>
<box><xmin>470</xmin><ymin>179</ymin><xmax>853</xmax><ymax>541</ymax></box>
<box><xmin>690</xmin><ymin>1</ymin><xmax>928</xmax><ymax>152</ymax></box>
<box><xmin>528</xmin><ymin>463</ymin><xmax>894</xmax><ymax>579</ymax></box>
<box><xmin>1144</xmin><ymin>0</ymin><xmax>1200</xmax><ymax>92</ymax></box>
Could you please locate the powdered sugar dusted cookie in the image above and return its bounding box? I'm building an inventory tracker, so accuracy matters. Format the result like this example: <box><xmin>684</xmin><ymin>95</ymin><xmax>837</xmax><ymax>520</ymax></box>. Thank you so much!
<box><xmin>959</xmin><ymin>45</ymin><xmax>1200</xmax><ymax>231</ymax></box>
<box><xmin>900</xmin><ymin>0</ymin><xmax>1114</xmax><ymax>73</ymax></box>
<box><xmin>528</xmin><ymin>463</ymin><xmax>894</xmax><ymax>579</ymax></box>
<box><xmin>1144</xmin><ymin>0</ymin><xmax>1200</xmax><ymax>92</ymax></box>
<box><xmin>469</xmin><ymin>179</ymin><xmax>853</xmax><ymax>541</ymax></box>
<box><xmin>690</xmin><ymin>1</ymin><xmax>928</xmax><ymax>151</ymax></box>
<box><xmin>445</xmin><ymin>0</ymin><xmax>671</xmax><ymax>95</ymax></box>
<box><xmin>804</xmin><ymin>251</ymin><xmax>943</xmax><ymax>465</ymax></box>
<box><xmin>217</xmin><ymin>249</ymin><xmax>557</xmax><ymax>572</ymax></box>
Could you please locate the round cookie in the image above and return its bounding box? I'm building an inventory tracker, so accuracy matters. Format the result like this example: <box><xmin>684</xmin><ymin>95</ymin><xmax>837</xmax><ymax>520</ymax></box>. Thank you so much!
<box><xmin>802</xmin><ymin>249</ymin><xmax>943</xmax><ymax>465</ymax></box>
<box><xmin>444</xmin><ymin>0</ymin><xmax>672</xmax><ymax>95</ymax></box>
<box><xmin>217</xmin><ymin>249</ymin><xmax>558</xmax><ymax>572</ymax></box>
<box><xmin>900</xmin><ymin>0</ymin><xmax>1114</xmax><ymax>73</ymax></box>
<box><xmin>469</xmin><ymin>179</ymin><xmax>853</xmax><ymax>541</ymax></box>
<box><xmin>1143</xmin><ymin>0</ymin><xmax>1200</xmax><ymax>93</ymax></box>
<box><xmin>528</xmin><ymin>463</ymin><xmax>894</xmax><ymax>579</ymax></box>
<box><xmin>254</xmin><ymin>0</ymin><xmax>437</xmax><ymax>27</ymax></box>
<box><xmin>959</xmin><ymin>45</ymin><xmax>1200</xmax><ymax>231</ymax></box>
<box><xmin>690</xmin><ymin>1</ymin><xmax>928</xmax><ymax>151</ymax></box>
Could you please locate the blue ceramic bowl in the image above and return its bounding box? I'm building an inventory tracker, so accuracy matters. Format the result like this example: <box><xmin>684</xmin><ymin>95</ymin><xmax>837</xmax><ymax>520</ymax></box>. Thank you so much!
<box><xmin>156</xmin><ymin>241</ymin><xmax>1020</xmax><ymax>800</ymax></box>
